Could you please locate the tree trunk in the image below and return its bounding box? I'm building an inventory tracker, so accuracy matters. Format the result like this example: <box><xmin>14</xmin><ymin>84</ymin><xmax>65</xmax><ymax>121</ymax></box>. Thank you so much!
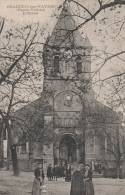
<box><xmin>0</xmin><ymin>127</ymin><xmax>4</xmax><ymax>168</ymax></box>
<box><xmin>10</xmin><ymin>145</ymin><xmax>19</xmax><ymax>176</ymax></box>
<box><xmin>0</xmin><ymin>137</ymin><xmax>4</xmax><ymax>168</ymax></box>
<box><xmin>116</xmin><ymin>162</ymin><xmax>121</xmax><ymax>178</ymax></box>
<box><xmin>7</xmin><ymin>127</ymin><xmax>20</xmax><ymax>176</ymax></box>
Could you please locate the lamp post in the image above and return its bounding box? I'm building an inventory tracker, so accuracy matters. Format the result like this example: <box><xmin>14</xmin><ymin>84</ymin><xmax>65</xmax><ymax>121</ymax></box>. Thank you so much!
<box><xmin>41</xmin><ymin>152</ymin><xmax>47</xmax><ymax>195</ymax></box>
<box><xmin>6</xmin><ymin>119</ymin><xmax>12</xmax><ymax>170</ymax></box>
<box><xmin>42</xmin><ymin>152</ymin><xmax>46</xmax><ymax>169</ymax></box>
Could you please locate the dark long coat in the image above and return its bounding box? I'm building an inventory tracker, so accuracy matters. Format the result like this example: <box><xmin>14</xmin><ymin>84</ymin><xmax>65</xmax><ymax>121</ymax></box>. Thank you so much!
<box><xmin>47</xmin><ymin>166</ymin><xmax>53</xmax><ymax>178</ymax></box>
<box><xmin>32</xmin><ymin>178</ymin><xmax>41</xmax><ymax>195</ymax></box>
<box><xmin>84</xmin><ymin>169</ymin><xmax>94</xmax><ymax>195</ymax></box>
<box><xmin>70</xmin><ymin>170</ymin><xmax>85</xmax><ymax>195</ymax></box>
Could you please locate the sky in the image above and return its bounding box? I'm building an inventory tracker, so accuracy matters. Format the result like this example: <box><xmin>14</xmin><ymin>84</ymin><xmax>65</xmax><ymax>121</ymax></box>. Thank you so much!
<box><xmin>0</xmin><ymin>0</ymin><xmax>125</xmax><ymax>113</ymax></box>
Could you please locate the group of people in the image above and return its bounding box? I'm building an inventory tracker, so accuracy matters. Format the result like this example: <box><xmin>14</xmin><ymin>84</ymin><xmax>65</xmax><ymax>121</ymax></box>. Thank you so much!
<box><xmin>32</xmin><ymin>163</ymin><xmax>94</xmax><ymax>195</ymax></box>
<box><xmin>70</xmin><ymin>163</ymin><xmax>94</xmax><ymax>195</ymax></box>
<box><xmin>47</xmin><ymin>164</ymin><xmax>61</xmax><ymax>181</ymax></box>
<box><xmin>47</xmin><ymin>164</ymin><xmax>72</xmax><ymax>182</ymax></box>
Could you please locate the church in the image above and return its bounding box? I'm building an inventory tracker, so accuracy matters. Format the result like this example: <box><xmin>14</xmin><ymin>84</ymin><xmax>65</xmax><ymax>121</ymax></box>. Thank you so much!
<box><xmin>12</xmin><ymin>2</ymin><xmax>122</xmax><ymax>173</ymax></box>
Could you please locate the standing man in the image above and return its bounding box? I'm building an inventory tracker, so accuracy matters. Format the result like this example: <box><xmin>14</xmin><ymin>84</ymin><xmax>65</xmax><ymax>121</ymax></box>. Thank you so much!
<box><xmin>65</xmin><ymin>164</ymin><xmax>71</xmax><ymax>182</ymax></box>
<box><xmin>39</xmin><ymin>164</ymin><xmax>45</xmax><ymax>183</ymax></box>
<box><xmin>47</xmin><ymin>164</ymin><xmax>53</xmax><ymax>181</ymax></box>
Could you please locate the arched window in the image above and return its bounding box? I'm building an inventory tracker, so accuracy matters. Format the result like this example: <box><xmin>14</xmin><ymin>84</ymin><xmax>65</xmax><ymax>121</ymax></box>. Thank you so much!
<box><xmin>76</xmin><ymin>56</ymin><xmax>82</xmax><ymax>74</ymax></box>
<box><xmin>54</xmin><ymin>55</ymin><xmax>60</xmax><ymax>74</ymax></box>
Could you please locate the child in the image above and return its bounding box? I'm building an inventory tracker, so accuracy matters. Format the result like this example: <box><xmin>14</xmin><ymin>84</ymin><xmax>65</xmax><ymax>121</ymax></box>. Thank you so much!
<box><xmin>32</xmin><ymin>168</ymin><xmax>43</xmax><ymax>195</ymax></box>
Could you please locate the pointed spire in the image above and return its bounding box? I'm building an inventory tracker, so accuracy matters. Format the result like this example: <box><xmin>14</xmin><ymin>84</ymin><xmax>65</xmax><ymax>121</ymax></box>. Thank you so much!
<box><xmin>63</xmin><ymin>0</ymin><xmax>70</xmax><ymax>9</ymax></box>
<box><xmin>45</xmin><ymin>1</ymin><xmax>92</xmax><ymax>48</ymax></box>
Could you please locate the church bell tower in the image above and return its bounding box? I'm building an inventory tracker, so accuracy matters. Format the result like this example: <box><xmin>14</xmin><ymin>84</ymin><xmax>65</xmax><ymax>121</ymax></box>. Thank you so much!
<box><xmin>42</xmin><ymin>1</ymin><xmax>92</xmax><ymax>165</ymax></box>
<box><xmin>43</xmin><ymin>1</ymin><xmax>92</xmax><ymax>83</ymax></box>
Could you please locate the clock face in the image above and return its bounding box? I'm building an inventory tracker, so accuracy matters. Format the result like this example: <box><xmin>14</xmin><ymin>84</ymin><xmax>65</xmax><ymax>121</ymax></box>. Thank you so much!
<box><xmin>63</xmin><ymin>49</ymin><xmax>73</xmax><ymax>59</ymax></box>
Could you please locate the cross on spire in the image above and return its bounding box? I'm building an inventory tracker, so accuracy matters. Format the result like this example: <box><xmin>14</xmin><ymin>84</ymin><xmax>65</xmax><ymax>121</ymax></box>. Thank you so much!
<box><xmin>63</xmin><ymin>0</ymin><xmax>71</xmax><ymax>9</ymax></box>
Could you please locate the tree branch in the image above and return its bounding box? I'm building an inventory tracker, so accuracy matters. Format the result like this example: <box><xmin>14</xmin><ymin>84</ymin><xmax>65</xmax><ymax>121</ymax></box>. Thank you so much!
<box><xmin>71</xmin><ymin>0</ymin><xmax>125</xmax><ymax>31</ymax></box>
<box><xmin>0</xmin><ymin>18</ymin><xmax>5</xmax><ymax>35</ymax></box>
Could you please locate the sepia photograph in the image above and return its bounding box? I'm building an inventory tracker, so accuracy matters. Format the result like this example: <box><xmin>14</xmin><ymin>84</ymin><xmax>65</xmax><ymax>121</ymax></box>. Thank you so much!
<box><xmin>0</xmin><ymin>0</ymin><xmax>125</xmax><ymax>194</ymax></box>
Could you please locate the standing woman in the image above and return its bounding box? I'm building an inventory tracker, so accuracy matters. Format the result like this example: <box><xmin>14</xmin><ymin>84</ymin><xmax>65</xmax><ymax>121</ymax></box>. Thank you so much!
<box><xmin>70</xmin><ymin>164</ymin><xmax>85</xmax><ymax>195</ymax></box>
<box><xmin>32</xmin><ymin>168</ymin><xmax>43</xmax><ymax>195</ymax></box>
<box><xmin>84</xmin><ymin>164</ymin><xmax>94</xmax><ymax>195</ymax></box>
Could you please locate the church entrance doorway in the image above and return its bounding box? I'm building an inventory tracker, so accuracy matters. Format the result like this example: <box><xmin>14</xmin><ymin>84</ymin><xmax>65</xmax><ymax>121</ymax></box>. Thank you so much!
<box><xmin>59</xmin><ymin>134</ymin><xmax>77</xmax><ymax>165</ymax></box>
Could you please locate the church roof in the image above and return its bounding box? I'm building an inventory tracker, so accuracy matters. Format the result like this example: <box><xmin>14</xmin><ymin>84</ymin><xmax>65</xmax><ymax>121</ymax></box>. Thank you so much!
<box><xmin>46</xmin><ymin>4</ymin><xmax>92</xmax><ymax>48</ymax></box>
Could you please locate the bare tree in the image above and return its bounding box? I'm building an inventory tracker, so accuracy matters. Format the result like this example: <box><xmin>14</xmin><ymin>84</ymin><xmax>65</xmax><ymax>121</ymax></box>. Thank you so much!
<box><xmin>66</xmin><ymin>0</ymin><xmax>125</xmax><ymax>113</ymax></box>
<box><xmin>0</xmin><ymin>21</ymin><xmax>45</xmax><ymax>175</ymax></box>
<box><xmin>0</xmin><ymin>20</ymin><xmax>45</xmax><ymax>85</ymax></box>
<box><xmin>57</xmin><ymin>0</ymin><xmax>125</xmax><ymax>83</ymax></box>
<box><xmin>99</xmin><ymin>123</ymin><xmax>124</xmax><ymax>178</ymax></box>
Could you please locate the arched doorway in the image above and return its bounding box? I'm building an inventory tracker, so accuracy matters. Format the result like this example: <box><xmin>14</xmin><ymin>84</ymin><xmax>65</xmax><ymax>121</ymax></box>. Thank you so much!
<box><xmin>59</xmin><ymin>135</ymin><xmax>77</xmax><ymax>165</ymax></box>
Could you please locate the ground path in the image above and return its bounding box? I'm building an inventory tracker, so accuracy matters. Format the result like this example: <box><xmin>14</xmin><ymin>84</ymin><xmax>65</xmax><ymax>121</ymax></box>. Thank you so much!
<box><xmin>0</xmin><ymin>171</ymin><xmax>125</xmax><ymax>195</ymax></box>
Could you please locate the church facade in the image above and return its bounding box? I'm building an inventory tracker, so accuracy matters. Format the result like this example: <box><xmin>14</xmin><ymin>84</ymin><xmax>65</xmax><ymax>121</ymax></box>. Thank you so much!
<box><xmin>13</xmin><ymin>3</ymin><xmax>122</xmax><ymax>173</ymax></box>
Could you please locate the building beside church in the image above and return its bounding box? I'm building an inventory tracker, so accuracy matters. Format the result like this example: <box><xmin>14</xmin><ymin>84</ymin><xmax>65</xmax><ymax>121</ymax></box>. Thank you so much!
<box><xmin>11</xmin><ymin>2</ymin><xmax>123</xmax><ymax>174</ymax></box>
